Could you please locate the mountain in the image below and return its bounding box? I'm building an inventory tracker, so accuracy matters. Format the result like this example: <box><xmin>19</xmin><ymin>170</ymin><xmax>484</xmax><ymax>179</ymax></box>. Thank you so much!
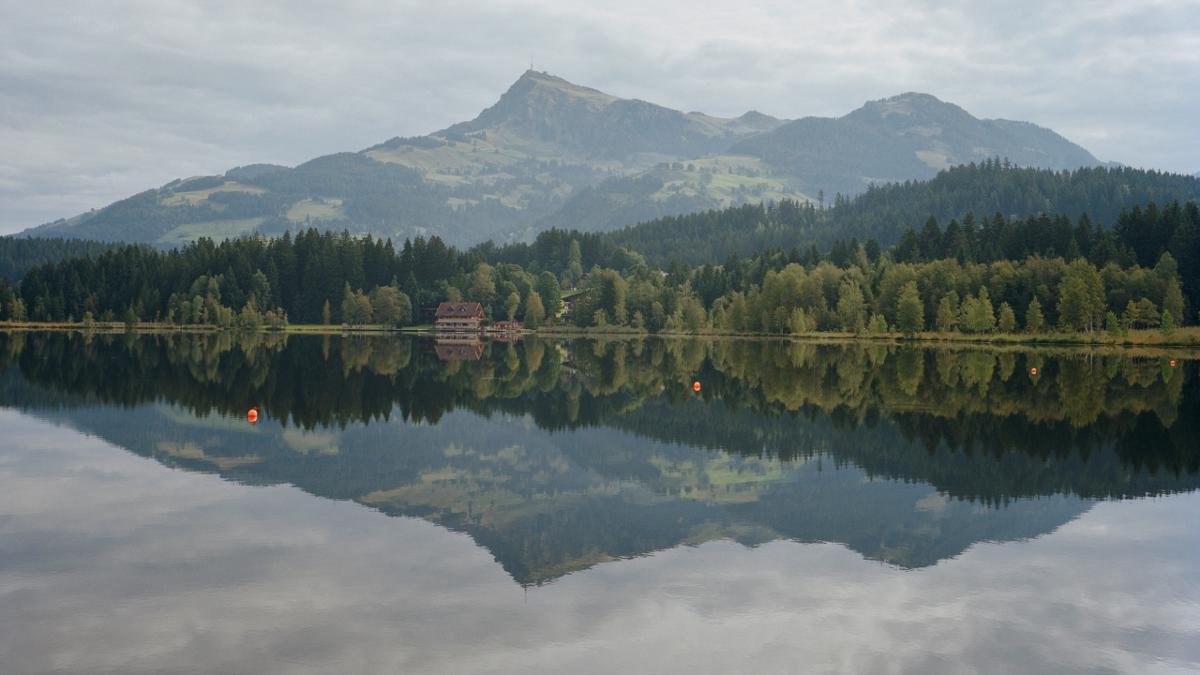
<box><xmin>728</xmin><ymin>92</ymin><xmax>1099</xmax><ymax>198</ymax></box>
<box><xmin>21</xmin><ymin>72</ymin><xmax>1102</xmax><ymax>247</ymax></box>
<box><xmin>437</xmin><ymin>71</ymin><xmax>778</xmax><ymax>160</ymax></box>
<box><xmin>530</xmin><ymin>92</ymin><xmax>1103</xmax><ymax>234</ymax></box>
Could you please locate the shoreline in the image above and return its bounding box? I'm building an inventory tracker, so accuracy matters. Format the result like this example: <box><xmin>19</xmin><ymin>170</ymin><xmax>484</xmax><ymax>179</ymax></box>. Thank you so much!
<box><xmin>2</xmin><ymin>321</ymin><xmax>1198</xmax><ymax>351</ymax></box>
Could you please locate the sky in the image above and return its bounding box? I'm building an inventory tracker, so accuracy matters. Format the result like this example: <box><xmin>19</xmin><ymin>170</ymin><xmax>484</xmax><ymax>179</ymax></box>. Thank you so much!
<box><xmin>1</xmin><ymin>0</ymin><xmax>1198</xmax><ymax>234</ymax></box>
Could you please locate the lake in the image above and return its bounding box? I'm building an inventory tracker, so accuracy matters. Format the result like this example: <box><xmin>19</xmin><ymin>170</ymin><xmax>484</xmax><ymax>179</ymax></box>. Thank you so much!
<box><xmin>1</xmin><ymin>331</ymin><xmax>1198</xmax><ymax>673</ymax></box>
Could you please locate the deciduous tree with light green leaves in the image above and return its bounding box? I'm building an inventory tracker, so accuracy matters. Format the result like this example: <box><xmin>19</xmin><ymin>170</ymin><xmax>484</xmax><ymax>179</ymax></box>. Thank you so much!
<box><xmin>524</xmin><ymin>291</ymin><xmax>545</xmax><ymax>328</ymax></box>
<box><xmin>997</xmin><ymin>302</ymin><xmax>1017</xmax><ymax>333</ymax></box>
<box><xmin>341</xmin><ymin>284</ymin><xmax>373</xmax><ymax>325</ymax></box>
<box><xmin>1025</xmin><ymin>297</ymin><xmax>1045</xmax><ymax>333</ymax></box>
<box><xmin>505</xmin><ymin>291</ymin><xmax>521</xmax><ymax>321</ymax></box>
<box><xmin>896</xmin><ymin>281</ymin><xmax>924</xmax><ymax>335</ymax></box>
<box><xmin>368</xmin><ymin>286</ymin><xmax>410</xmax><ymax>326</ymax></box>
<box><xmin>469</xmin><ymin>263</ymin><xmax>497</xmax><ymax>308</ymax></box>
<box><xmin>1124</xmin><ymin>298</ymin><xmax>1160</xmax><ymax>328</ymax></box>
<box><xmin>962</xmin><ymin>287</ymin><xmax>995</xmax><ymax>333</ymax></box>
<box><xmin>836</xmin><ymin>280</ymin><xmax>867</xmax><ymax>333</ymax></box>
<box><xmin>1106</xmin><ymin>311</ymin><xmax>1122</xmax><ymax>335</ymax></box>
<box><xmin>936</xmin><ymin>291</ymin><xmax>960</xmax><ymax>332</ymax></box>
<box><xmin>1057</xmin><ymin>259</ymin><xmax>1105</xmax><ymax>332</ymax></box>
<box><xmin>868</xmin><ymin>313</ymin><xmax>890</xmax><ymax>334</ymax></box>
<box><xmin>536</xmin><ymin>272</ymin><xmax>562</xmax><ymax>318</ymax></box>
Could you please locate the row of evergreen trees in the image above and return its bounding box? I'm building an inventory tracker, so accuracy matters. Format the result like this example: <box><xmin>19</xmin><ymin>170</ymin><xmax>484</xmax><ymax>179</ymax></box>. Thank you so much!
<box><xmin>0</xmin><ymin>237</ymin><xmax>118</xmax><ymax>281</ymax></box>
<box><xmin>2</xmin><ymin>228</ymin><xmax>574</xmax><ymax>328</ymax></box>
<box><xmin>891</xmin><ymin>201</ymin><xmax>1200</xmax><ymax>291</ymax></box>
<box><xmin>597</xmin><ymin>163</ymin><xmax>1200</xmax><ymax>266</ymax></box>
<box><xmin>6</xmin><ymin>229</ymin><xmax>470</xmax><ymax>325</ymax></box>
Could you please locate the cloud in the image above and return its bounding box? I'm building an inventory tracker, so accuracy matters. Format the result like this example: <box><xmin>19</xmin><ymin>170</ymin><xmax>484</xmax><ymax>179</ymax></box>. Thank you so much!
<box><xmin>2</xmin><ymin>409</ymin><xmax>1199</xmax><ymax>673</ymax></box>
<box><xmin>1</xmin><ymin>0</ymin><xmax>1198</xmax><ymax>233</ymax></box>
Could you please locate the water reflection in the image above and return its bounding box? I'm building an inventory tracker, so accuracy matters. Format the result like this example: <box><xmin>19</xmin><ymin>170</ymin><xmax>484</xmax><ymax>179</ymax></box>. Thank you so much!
<box><xmin>1</xmin><ymin>332</ymin><xmax>1196</xmax><ymax>586</ymax></box>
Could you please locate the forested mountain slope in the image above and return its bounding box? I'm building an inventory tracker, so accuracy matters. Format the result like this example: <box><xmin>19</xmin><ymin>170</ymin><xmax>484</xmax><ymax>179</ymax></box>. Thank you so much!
<box><xmin>601</xmin><ymin>163</ymin><xmax>1200</xmax><ymax>265</ymax></box>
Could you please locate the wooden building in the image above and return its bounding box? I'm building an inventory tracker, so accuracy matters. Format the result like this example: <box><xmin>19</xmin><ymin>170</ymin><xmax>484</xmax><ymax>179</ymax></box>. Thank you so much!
<box><xmin>435</xmin><ymin>302</ymin><xmax>484</xmax><ymax>332</ymax></box>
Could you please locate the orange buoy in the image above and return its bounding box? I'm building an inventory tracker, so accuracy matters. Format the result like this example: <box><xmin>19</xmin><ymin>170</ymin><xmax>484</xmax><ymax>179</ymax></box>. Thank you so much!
<box><xmin>1030</xmin><ymin>367</ymin><xmax>1038</xmax><ymax>376</ymax></box>
<box><xmin>247</xmin><ymin>407</ymin><xmax>259</xmax><ymax>424</ymax></box>
<box><xmin>692</xmin><ymin>380</ymin><xmax>702</xmax><ymax>393</ymax></box>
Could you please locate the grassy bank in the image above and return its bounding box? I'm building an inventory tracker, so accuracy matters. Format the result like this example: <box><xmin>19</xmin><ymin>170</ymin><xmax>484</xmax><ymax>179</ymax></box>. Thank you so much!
<box><xmin>3</xmin><ymin>320</ymin><xmax>1199</xmax><ymax>350</ymax></box>
<box><xmin>539</xmin><ymin>324</ymin><xmax>1200</xmax><ymax>348</ymax></box>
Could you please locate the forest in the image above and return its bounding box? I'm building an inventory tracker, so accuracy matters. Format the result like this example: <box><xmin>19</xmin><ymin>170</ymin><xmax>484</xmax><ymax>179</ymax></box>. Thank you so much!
<box><xmin>597</xmin><ymin>162</ymin><xmax>1200</xmax><ymax>266</ymax></box>
<box><xmin>1</xmin><ymin>224</ymin><xmax>1191</xmax><ymax>340</ymax></box>
<box><xmin>1</xmin><ymin>164</ymin><xmax>1197</xmax><ymax>340</ymax></box>
<box><xmin>0</xmin><ymin>237</ymin><xmax>118</xmax><ymax>281</ymax></box>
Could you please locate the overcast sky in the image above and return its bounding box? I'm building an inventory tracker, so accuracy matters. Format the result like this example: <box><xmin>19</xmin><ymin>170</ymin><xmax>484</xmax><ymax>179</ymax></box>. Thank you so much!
<box><xmin>1</xmin><ymin>0</ymin><xmax>1197</xmax><ymax>234</ymax></box>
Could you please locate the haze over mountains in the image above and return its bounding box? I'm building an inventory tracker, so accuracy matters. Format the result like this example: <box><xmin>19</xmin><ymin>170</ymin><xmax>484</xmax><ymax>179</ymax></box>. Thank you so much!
<box><xmin>22</xmin><ymin>70</ymin><xmax>1104</xmax><ymax>247</ymax></box>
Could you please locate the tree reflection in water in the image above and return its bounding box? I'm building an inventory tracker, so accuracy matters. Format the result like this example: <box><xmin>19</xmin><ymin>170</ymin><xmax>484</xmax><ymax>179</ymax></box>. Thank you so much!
<box><xmin>0</xmin><ymin>331</ymin><xmax>1196</xmax><ymax>583</ymax></box>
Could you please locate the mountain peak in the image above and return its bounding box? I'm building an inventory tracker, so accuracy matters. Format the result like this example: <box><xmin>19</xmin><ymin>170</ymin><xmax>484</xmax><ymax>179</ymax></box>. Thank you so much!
<box><xmin>736</xmin><ymin>110</ymin><xmax>776</xmax><ymax>123</ymax></box>
<box><xmin>502</xmin><ymin>70</ymin><xmax>617</xmax><ymax>107</ymax></box>
<box><xmin>514</xmin><ymin>69</ymin><xmax>571</xmax><ymax>86</ymax></box>
<box><xmin>441</xmin><ymin>70</ymin><xmax>620</xmax><ymax>138</ymax></box>
<box><xmin>442</xmin><ymin>71</ymin><xmax>760</xmax><ymax>161</ymax></box>
<box><xmin>883</xmin><ymin>91</ymin><xmax>946</xmax><ymax>104</ymax></box>
<box><xmin>855</xmin><ymin>92</ymin><xmax>969</xmax><ymax>119</ymax></box>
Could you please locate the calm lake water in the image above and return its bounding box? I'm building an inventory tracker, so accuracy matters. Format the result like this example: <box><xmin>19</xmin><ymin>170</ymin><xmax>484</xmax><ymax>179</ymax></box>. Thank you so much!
<box><xmin>1</xmin><ymin>331</ymin><xmax>1198</xmax><ymax>673</ymax></box>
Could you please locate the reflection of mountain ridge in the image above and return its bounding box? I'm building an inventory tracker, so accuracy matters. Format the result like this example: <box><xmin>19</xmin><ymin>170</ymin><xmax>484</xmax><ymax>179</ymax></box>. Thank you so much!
<box><xmin>8</xmin><ymin>400</ymin><xmax>1092</xmax><ymax>583</ymax></box>
<box><xmin>1</xmin><ymin>332</ymin><xmax>1197</xmax><ymax>584</ymax></box>
<box><xmin>605</xmin><ymin>397</ymin><xmax>1200</xmax><ymax>502</ymax></box>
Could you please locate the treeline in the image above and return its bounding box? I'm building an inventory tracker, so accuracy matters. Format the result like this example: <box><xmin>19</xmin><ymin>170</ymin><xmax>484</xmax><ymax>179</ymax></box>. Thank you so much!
<box><xmin>892</xmin><ymin>200</ymin><xmax>1200</xmax><ymax>295</ymax></box>
<box><xmin>3</xmin><ymin>233</ymin><xmax>1192</xmax><ymax>338</ymax></box>
<box><xmin>8</xmin><ymin>229</ymin><xmax>466</xmax><ymax>326</ymax></box>
<box><xmin>4</xmin><ymin>193</ymin><xmax>1195</xmax><ymax>338</ymax></box>
<box><xmin>484</xmin><ymin>200</ymin><xmax>1200</xmax><ymax>326</ymax></box>
<box><xmin>559</xmin><ymin>249</ymin><xmax>1189</xmax><ymax>336</ymax></box>
<box><xmin>0</xmin><ymin>236</ymin><xmax>118</xmax><ymax>281</ymax></box>
<box><xmin>4</xmin><ymin>228</ymin><xmax>572</xmax><ymax>329</ymax></box>
<box><xmin>599</xmin><ymin>162</ymin><xmax>1200</xmax><ymax>266</ymax></box>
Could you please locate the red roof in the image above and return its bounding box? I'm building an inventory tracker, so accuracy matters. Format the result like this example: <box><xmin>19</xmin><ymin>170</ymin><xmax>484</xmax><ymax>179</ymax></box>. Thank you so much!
<box><xmin>435</xmin><ymin>302</ymin><xmax>484</xmax><ymax>319</ymax></box>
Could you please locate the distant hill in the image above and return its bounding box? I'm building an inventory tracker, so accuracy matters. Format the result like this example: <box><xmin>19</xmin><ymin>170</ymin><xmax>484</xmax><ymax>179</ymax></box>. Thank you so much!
<box><xmin>0</xmin><ymin>237</ymin><xmax>119</xmax><ymax>282</ymax></box>
<box><xmin>601</xmin><ymin>163</ymin><xmax>1200</xmax><ymax>266</ymax></box>
<box><xmin>21</xmin><ymin>72</ymin><xmax>1103</xmax><ymax>247</ymax></box>
<box><xmin>729</xmin><ymin>93</ymin><xmax>1099</xmax><ymax>197</ymax></box>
